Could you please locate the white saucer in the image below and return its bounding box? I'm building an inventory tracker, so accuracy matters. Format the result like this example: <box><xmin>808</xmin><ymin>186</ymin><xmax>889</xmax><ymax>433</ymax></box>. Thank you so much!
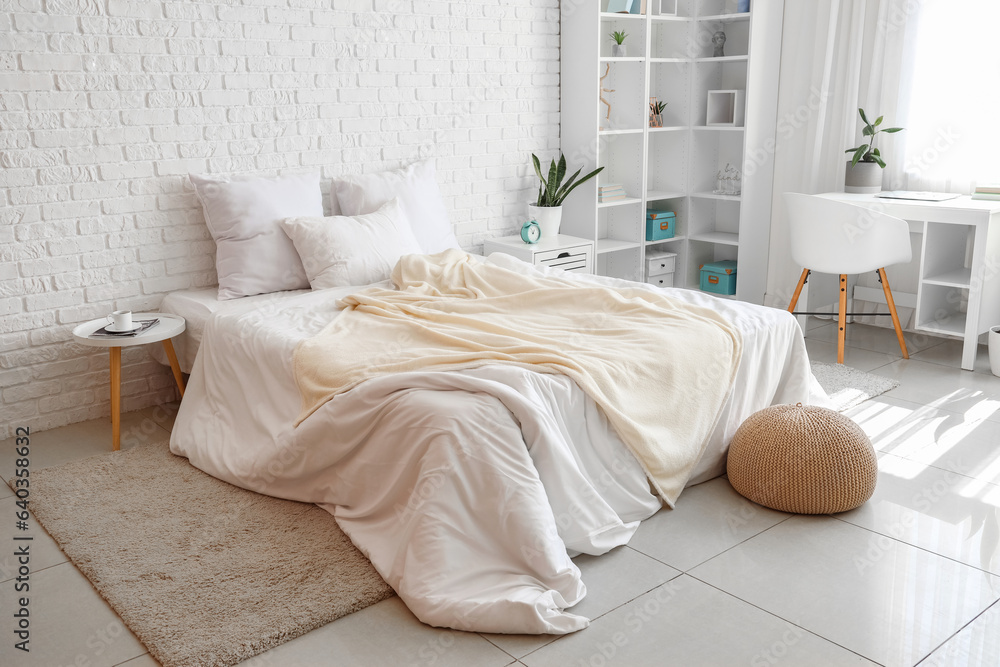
<box><xmin>106</xmin><ymin>322</ymin><xmax>142</xmax><ymax>333</ymax></box>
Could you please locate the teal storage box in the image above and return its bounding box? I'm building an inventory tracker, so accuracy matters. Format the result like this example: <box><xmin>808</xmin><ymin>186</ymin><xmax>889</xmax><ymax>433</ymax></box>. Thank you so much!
<box><xmin>645</xmin><ymin>211</ymin><xmax>675</xmax><ymax>241</ymax></box>
<box><xmin>700</xmin><ymin>260</ymin><xmax>737</xmax><ymax>295</ymax></box>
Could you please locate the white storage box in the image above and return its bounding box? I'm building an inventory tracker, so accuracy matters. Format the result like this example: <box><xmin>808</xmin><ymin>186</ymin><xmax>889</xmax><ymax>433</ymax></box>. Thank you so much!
<box><xmin>646</xmin><ymin>251</ymin><xmax>677</xmax><ymax>276</ymax></box>
<box><xmin>646</xmin><ymin>274</ymin><xmax>674</xmax><ymax>288</ymax></box>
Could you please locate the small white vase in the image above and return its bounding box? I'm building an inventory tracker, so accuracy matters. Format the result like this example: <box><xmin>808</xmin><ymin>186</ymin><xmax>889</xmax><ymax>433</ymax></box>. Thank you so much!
<box><xmin>844</xmin><ymin>161</ymin><xmax>883</xmax><ymax>194</ymax></box>
<box><xmin>527</xmin><ymin>204</ymin><xmax>562</xmax><ymax>239</ymax></box>
<box><xmin>611</xmin><ymin>43</ymin><xmax>626</xmax><ymax>57</ymax></box>
<box><xmin>990</xmin><ymin>326</ymin><xmax>1000</xmax><ymax>377</ymax></box>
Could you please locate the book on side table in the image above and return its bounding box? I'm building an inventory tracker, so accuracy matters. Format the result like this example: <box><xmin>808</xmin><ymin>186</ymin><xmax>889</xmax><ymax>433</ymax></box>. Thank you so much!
<box><xmin>89</xmin><ymin>318</ymin><xmax>160</xmax><ymax>339</ymax></box>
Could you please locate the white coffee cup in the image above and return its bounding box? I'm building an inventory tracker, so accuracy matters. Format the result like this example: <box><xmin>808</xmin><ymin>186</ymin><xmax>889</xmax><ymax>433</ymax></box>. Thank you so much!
<box><xmin>107</xmin><ymin>310</ymin><xmax>133</xmax><ymax>331</ymax></box>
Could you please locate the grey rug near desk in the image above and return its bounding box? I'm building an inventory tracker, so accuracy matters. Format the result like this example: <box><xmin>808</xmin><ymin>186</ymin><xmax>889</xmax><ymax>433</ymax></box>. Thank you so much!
<box><xmin>811</xmin><ymin>361</ymin><xmax>900</xmax><ymax>411</ymax></box>
<box><xmin>26</xmin><ymin>441</ymin><xmax>394</xmax><ymax>667</ymax></box>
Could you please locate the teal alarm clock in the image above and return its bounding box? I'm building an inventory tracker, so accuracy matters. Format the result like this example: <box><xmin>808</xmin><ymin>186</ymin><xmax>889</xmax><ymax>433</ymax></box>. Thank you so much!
<box><xmin>521</xmin><ymin>220</ymin><xmax>541</xmax><ymax>244</ymax></box>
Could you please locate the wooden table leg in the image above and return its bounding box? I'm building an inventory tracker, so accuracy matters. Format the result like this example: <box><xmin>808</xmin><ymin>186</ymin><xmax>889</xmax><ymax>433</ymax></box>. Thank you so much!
<box><xmin>162</xmin><ymin>339</ymin><xmax>185</xmax><ymax>397</ymax></box>
<box><xmin>110</xmin><ymin>347</ymin><xmax>121</xmax><ymax>451</ymax></box>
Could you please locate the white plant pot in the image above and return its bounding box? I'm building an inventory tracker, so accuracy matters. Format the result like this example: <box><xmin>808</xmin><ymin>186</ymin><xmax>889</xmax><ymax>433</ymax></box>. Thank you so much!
<box><xmin>844</xmin><ymin>160</ymin><xmax>883</xmax><ymax>194</ymax></box>
<box><xmin>527</xmin><ymin>204</ymin><xmax>562</xmax><ymax>239</ymax></box>
<box><xmin>990</xmin><ymin>326</ymin><xmax>1000</xmax><ymax>377</ymax></box>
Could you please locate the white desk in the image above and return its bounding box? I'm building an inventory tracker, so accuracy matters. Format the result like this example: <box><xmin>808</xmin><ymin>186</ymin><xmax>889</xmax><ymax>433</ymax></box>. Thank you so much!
<box><xmin>819</xmin><ymin>193</ymin><xmax>1000</xmax><ymax>370</ymax></box>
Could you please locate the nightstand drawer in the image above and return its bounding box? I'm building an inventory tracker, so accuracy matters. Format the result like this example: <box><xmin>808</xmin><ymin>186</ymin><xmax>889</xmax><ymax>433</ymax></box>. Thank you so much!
<box><xmin>483</xmin><ymin>234</ymin><xmax>595</xmax><ymax>274</ymax></box>
<box><xmin>535</xmin><ymin>246</ymin><xmax>593</xmax><ymax>273</ymax></box>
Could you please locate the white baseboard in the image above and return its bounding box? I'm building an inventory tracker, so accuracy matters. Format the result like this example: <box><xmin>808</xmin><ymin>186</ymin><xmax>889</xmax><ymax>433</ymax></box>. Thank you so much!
<box><xmin>851</xmin><ymin>285</ymin><xmax>917</xmax><ymax>310</ymax></box>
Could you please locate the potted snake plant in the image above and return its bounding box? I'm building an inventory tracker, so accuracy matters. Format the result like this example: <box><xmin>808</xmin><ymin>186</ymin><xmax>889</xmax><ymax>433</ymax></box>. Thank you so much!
<box><xmin>844</xmin><ymin>108</ymin><xmax>903</xmax><ymax>194</ymax></box>
<box><xmin>529</xmin><ymin>153</ymin><xmax>603</xmax><ymax>238</ymax></box>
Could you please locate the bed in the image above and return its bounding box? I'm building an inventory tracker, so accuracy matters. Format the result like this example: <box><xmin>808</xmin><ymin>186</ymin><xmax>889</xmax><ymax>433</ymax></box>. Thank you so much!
<box><xmin>161</xmin><ymin>249</ymin><xmax>826</xmax><ymax>635</ymax></box>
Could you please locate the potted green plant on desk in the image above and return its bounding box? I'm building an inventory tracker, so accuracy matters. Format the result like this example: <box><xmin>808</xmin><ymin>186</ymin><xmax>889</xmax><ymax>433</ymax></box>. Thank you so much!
<box><xmin>529</xmin><ymin>153</ymin><xmax>603</xmax><ymax>238</ymax></box>
<box><xmin>844</xmin><ymin>108</ymin><xmax>903</xmax><ymax>193</ymax></box>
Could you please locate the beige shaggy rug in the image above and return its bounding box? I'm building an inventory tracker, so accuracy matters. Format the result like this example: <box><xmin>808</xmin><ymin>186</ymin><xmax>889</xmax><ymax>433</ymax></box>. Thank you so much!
<box><xmin>27</xmin><ymin>441</ymin><xmax>394</xmax><ymax>667</ymax></box>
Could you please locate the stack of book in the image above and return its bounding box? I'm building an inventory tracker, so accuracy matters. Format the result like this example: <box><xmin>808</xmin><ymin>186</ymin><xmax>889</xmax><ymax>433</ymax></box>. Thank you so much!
<box><xmin>598</xmin><ymin>184</ymin><xmax>627</xmax><ymax>203</ymax></box>
<box><xmin>972</xmin><ymin>184</ymin><xmax>1000</xmax><ymax>201</ymax></box>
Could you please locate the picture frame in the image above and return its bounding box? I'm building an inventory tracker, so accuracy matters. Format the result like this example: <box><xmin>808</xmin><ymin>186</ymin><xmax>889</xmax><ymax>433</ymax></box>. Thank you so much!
<box><xmin>659</xmin><ymin>0</ymin><xmax>678</xmax><ymax>16</ymax></box>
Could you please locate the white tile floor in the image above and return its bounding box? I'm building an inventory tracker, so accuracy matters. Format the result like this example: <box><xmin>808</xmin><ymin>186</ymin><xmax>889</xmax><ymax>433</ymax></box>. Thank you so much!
<box><xmin>2</xmin><ymin>319</ymin><xmax>1000</xmax><ymax>666</ymax></box>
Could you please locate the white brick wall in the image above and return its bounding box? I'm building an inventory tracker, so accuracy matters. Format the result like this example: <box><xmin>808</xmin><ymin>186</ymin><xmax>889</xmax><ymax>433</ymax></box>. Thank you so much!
<box><xmin>0</xmin><ymin>0</ymin><xmax>561</xmax><ymax>440</ymax></box>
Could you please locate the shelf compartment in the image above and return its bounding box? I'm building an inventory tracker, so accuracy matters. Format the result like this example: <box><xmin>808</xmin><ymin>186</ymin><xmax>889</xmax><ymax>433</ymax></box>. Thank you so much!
<box><xmin>597</xmin><ymin>201</ymin><xmax>643</xmax><ymax>250</ymax></box>
<box><xmin>596</xmin><ymin>125</ymin><xmax>644</xmax><ymax>198</ymax></box>
<box><xmin>646</xmin><ymin>130</ymin><xmax>688</xmax><ymax>204</ymax></box>
<box><xmin>921</xmin><ymin>222</ymin><xmax>973</xmax><ymax>285</ymax></box>
<box><xmin>649</xmin><ymin>59</ymin><xmax>691</xmax><ymax>126</ymax></box>
<box><xmin>596</xmin><ymin>244</ymin><xmax>643</xmax><ymax>282</ymax></box>
<box><xmin>689</xmin><ymin>13</ymin><xmax>749</xmax><ymax>59</ymax></box>
<box><xmin>688</xmin><ymin>197</ymin><xmax>739</xmax><ymax>243</ymax></box>
<box><xmin>693</xmin><ymin>58</ymin><xmax>749</xmax><ymax>124</ymax></box>
<box><xmin>598</xmin><ymin>60</ymin><xmax>647</xmax><ymax>132</ymax></box>
<box><xmin>690</xmin><ymin>128</ymin><xmax>744</xmax><ymax>194</ymax></box>
<box><xmin>650</xmin><ymin>15</ymin><xmax>691</xmax><ymax>59</ymax></box>
<box><xmin>916</xmin><ymin>283</ymin><xmax>968</xmax><ymax>336</ymax></box>
<box><xmin>686</xmin><ymin>238</ymin><xmax>738</xmax><ymax>291</ymax></box>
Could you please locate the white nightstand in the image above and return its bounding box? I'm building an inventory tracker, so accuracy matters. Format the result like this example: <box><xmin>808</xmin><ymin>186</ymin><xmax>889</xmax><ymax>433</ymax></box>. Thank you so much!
<box><xmin>483</xmin><ymin>234</ymin><xmax>595</xmax><ymax>273</ymax></box>
<box><xmin>72</xmin><ymin>312</ymin><xmax>186</xmax><ymax>451</ymax></box>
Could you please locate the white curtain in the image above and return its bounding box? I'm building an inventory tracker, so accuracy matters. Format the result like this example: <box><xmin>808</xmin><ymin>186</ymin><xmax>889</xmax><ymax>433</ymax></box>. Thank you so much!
<box><xmin>764</xmin><ymin>0</ymin><xmax>917</xmax><ymax>309</ymax></box>
<box><xmin>894</xmin><ymin>0</ymin><xmax>1000</xmax><ymax>193</ymax></box>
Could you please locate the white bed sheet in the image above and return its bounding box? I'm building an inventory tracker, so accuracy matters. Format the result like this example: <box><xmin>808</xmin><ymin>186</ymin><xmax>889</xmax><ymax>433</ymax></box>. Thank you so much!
<box><xmin>169</xmin><ymin>254</ymin><xmax>826</xmax><ymax>633</ymax></box>
<box><xmin>150</xmin><ymin>287</ymin><xmax>309</xmax><ymax>374</ymax></box>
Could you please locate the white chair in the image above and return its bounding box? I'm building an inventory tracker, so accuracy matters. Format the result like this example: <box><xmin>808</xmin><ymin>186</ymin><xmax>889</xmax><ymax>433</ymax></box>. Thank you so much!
<box><xmin>784</xmin><ymin>193</ymin><xmax>911</xmax><ymax>364</ymax></box>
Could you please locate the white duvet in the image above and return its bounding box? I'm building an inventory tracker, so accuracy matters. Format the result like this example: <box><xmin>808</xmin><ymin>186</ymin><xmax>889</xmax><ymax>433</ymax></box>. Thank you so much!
<box><xmin>169</xmin><ymin>254</ymin><xmax>824</xmax><ymax>634</ymax></box>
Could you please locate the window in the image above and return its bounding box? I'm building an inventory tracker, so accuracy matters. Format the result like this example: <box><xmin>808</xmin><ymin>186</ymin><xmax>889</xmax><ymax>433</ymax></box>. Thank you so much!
<box><xmin>900</xmin><ymin>0</ymin><xmax>1000</xmax><ymax>191</ymax></box>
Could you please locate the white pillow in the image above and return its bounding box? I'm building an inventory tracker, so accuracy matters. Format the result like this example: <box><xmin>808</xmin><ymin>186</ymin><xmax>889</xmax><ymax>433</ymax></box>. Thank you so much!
<box><xmin>331</xmin><ymin>160</ymin><xmax>460</xmax><ymax>254</ymax></box>
<box><xmin>190</xmin><ymin>171</ymin><xmax>323</xmax><ymax>300</ymax></box>
<box><xmin>279</xmin><ymin>199</ymin><xmax>423</xmax><ymax>289</ymax></box>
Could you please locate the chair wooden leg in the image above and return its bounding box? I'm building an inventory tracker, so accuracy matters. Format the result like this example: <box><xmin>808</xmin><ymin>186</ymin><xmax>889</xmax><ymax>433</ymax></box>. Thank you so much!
<box><xmin>837</xmin><ymin>274</ymin><xmax>848</xmax><ymax>364</ymax></box>
<box><xmin>878</xmin><ymin>267</ymin><xmax>909</xmax><ymax>359</ymax></box>
<box><xmin>788</xmin><ymin>268</ymin><xmax>810</xmax><ymax>313</ymax></box>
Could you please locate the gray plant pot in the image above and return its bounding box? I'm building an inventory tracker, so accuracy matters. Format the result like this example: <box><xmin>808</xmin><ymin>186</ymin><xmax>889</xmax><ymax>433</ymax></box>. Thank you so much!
<box><xmin>611</xmin><ymin>43</ymin><xmax>626</xmax><ymax>57</ymax></box>
<box><xmin>844</xmin><ymin>160</ymin><xmax>883</xmax><ymax>194</ymax></box>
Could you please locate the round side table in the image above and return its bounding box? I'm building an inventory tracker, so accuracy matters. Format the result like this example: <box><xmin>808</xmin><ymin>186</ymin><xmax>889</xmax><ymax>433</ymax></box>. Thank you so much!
<box><xmin>72</xmin><ymin>313</ymin><xmax>186</xmax><ymax>451</ymax></box>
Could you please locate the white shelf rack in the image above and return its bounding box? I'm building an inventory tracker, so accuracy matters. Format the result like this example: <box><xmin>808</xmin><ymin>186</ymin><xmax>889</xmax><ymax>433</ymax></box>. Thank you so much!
<box><xmin>560</xmin><ymin>0</ymin><xmax>785</xmax><ymax>302</ymax></box>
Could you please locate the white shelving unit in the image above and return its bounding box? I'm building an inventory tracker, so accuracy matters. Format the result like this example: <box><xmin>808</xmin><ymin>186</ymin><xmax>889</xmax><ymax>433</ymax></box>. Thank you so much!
<box><xmin>560</xmin><ymin>0</ymin><xmax>784</xmax><ymax>302</ymax></box>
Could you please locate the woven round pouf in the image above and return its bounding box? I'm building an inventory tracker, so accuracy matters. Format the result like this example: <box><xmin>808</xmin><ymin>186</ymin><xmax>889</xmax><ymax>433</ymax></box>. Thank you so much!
<box><xmin>727</xmin><ymin>403</ymin><xmax>877</xmax><ymax>514</ymax></box>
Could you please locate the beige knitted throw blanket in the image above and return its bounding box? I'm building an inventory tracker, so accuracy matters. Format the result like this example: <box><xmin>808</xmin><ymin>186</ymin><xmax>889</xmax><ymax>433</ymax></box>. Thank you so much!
<box><xmin>293</xmin><ymin>250</ymin><xmax>742</xmax><ymax>505</ymax></box>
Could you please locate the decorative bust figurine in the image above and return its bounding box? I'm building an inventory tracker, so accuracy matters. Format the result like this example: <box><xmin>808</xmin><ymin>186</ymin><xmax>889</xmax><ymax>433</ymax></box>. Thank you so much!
<box><xmin>712</xmin><ymin>31</ymin><xmax>726</xmax><ymax>57</ymax></box>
